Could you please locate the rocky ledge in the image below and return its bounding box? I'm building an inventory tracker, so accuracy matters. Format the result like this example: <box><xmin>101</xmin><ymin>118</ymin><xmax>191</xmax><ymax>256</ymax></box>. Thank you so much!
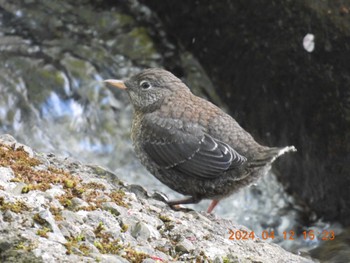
<box><xmin>0</xmin><ymin>134</ymin><xmax>312</xmax><ymax>263</ymax></box>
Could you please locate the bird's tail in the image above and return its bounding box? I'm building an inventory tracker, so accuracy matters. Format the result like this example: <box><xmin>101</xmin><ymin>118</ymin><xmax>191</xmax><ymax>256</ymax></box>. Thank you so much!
<box><xmin>248</xmin><ymin>145</ymin><xmax>296</xmax><ymax>168</ymax></box>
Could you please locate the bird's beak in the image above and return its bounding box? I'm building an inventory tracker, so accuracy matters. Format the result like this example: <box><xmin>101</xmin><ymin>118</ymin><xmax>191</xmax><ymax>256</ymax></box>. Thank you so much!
<box><xmin>104</xmin><ymin>79</ymin><xmax>127</xmax><ymax>90</ymax></box>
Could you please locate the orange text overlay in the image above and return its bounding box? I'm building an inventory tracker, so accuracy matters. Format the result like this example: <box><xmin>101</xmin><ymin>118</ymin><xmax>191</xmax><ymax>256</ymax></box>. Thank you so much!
<box><xmin>228</xmin><ymin>229</ymin><xmax>335</xmax><ymax>241</ymax></box>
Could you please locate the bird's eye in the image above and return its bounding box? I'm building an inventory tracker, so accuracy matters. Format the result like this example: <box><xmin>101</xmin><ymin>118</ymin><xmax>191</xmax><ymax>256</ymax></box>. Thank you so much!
<box><xmin>140</xmin><ymin>80</ymin><xmax>151</xmax><ymax>90</ymax></box>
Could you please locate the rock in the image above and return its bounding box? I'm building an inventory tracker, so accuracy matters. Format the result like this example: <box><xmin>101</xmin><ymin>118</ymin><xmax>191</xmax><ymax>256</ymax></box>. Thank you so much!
<box><xmin>175</xmin><ymin>238</ymin><xmax>195</xmax><ymax>253</ymax></box>
<box><xmin>0</xmin><ymin>134</ymin><xmax>17</xmax><ymax>145</ymax></box>
<box><xmin>130</xmin><ymin>221</ymin><xmax>152</xmax><ymax>241</ymax></box>
<box><xmin>90</xmin><ymin>254</ymin><xmax>129</xmax><ymax>263</ymax></box>
<box><xmin>0</xmin><ymin>134</ymin><xmax>312</xmax><ymax>262</ymax></box>
<box><xmin>0</xmin><ymin>167</ymin><xmax>15</xmax><ymax>190</ymax></box>
<box><xmin>102</xmin><ymin>202</ymin><xmax>121</xmax><ymax>216</ymax></box>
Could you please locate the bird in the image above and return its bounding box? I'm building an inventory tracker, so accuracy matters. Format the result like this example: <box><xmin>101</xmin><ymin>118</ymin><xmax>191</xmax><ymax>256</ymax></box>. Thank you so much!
<box><xmin>105</xmin><ymin>68</ymin><xmax>296</xmax><ymax>213</ymax></box>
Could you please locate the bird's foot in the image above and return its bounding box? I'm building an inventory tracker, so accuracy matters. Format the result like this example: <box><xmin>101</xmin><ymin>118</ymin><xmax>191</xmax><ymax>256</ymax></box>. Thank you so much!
<box><xmin>166</xmin><ymin>196</ymin><xmax>201</xmax><ymax>211</ymax></box>
<box><xmin>150</xmin><ymin>191</ymin><xmax>169</xmax><ymax>203</ymax></box>
<box><xmin>169</xmin><ymin>205</ymin><xmax>194</xmax><ymax>212</ymax></box>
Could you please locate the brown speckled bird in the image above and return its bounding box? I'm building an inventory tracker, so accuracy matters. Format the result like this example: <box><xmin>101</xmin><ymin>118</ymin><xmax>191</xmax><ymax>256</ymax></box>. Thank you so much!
<box><xmin>105</xmin><ymin>68</ymin><xmax>296</xmax><ymax>213</ymax></box>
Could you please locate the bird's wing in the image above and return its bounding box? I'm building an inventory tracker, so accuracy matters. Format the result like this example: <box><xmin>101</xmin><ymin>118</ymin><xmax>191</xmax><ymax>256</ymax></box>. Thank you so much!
<box><xmin>141</xmin><ymin>117</ymin><xmax>247</xmax><ymax>179</ymax></box>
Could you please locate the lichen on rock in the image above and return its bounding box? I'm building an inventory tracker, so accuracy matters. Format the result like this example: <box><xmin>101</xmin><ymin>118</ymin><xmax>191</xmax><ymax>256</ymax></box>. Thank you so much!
<box><xmin>0</xmin><ymin>134</ymin><xmax>312</xmax><ymax>262</ymax></box>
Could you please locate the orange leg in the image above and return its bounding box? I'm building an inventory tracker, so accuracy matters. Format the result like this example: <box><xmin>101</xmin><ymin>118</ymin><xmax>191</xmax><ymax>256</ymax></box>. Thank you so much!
<box><xmin>207</xmin><ymin>199</ymin><xmax>219</xmax><ymax>213</ymax></box>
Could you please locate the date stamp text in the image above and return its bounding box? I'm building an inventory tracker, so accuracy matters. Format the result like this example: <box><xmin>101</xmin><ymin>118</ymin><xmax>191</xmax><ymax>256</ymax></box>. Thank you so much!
<box><xmin>228</xmin><ymin>229</ymin><xmax>335</xmax><ymax>241</ymax></box>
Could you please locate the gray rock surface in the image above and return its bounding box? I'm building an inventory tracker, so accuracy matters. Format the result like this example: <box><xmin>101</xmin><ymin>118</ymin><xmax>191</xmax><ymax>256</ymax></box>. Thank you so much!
<box><xmin>0</xmin><ymin>134</ymin><xmax>313</xmax><ymax>262</ymax></box>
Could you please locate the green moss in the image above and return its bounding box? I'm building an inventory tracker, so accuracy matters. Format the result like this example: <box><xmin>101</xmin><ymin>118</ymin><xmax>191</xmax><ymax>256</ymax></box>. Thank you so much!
<box><xmin>0</xmin><ymin>144</ymin><xmax>128</xmax><ymax>214</ymax></box>
<box><xmin>64</xmin><ymin>235</ymin><xmax>86</xmax><ymax>255</ymax></box>
<box><xmin>0</xmin><ymin>197</ymin><xmax>29</xmax><ymax>213</ymax></box>
<box><xmin>79</xmin><ymin>244</ymin><xmax>90</xmax><ymax>256</ymax></box>
<box><xmin>120</xmin><ymin>223</ymin><xmax>129</xmax><ymax>233</ymax></box>
<box><xmin>0</xmin><ymin>143</ymin><xmax>148</xmax><ymax>261</ymax></box>
<box><xmin>36</xmin><ymin>227</ymin><xmax>51</xmax><ymax>238</ymax></box>
<box><xmin>159</xmin><ymin>214</ymin><xmax>172</xmax><ymax>223</ymax></box>
<box><xmin>33</xmin><ymin>213</ymin><xmax>47</xmax><ymax>225</ymax></box>
<box><xmin>58</xmin><ymin>195</ymin><xmax>73</xmax><ymax>208</ymax></box>
<box><xmin>118</xmin><ymin>26</ymin><xmax>157</xmax><ymax>61</ymax></box>
<box><xmin>95</xmin><ymin>240</ymin><xmax>123</xmax><ymax>254</ymax></box>
<box><xmin>93</xmin><ymin>241</ymin><xmax>104</xmax><ymax>251</ymax></box>
<box><xmin>64</xmin><ymin>179</ymin><xmax>75</xmax><ymax>188</ymax></box>
<box><xmin>94</xmin><ymin>222</ymin><xmax>106</xmax><ymax>236</ymax></box>
<box><xmin>129</xmin><ymin>27</ymin><xmax>155</xmax><ymax>52</ymax></box>
<box><xmin>62</xmin><ymin>220</ymin><xmax>152</xmax><ymax>261</ymax></box>
<box><xmin>93</xmin><ymin>222</ymin><xmax>123</xmax><ymax>254</ymax></box>
<box><xmin>15</xmin><ymin>241</ymin><xmax>37</xmax><ymax>251</ymax></box>
<box><xmin>21</xmin><ymin>184</ymin><xmax>33</xmax><ymax>193</ymax></box>
<box><xmin>0</xmin><ymin>143</ymin><xmax>82</xmax><ymax>195</ymax></box>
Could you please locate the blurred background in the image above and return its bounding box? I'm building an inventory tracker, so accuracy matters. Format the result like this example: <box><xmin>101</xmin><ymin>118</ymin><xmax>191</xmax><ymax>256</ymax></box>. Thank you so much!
<box><xmin>1</xmin><ymin>1</ymin><xmax>349</xmax><ymax>261</ymax></box>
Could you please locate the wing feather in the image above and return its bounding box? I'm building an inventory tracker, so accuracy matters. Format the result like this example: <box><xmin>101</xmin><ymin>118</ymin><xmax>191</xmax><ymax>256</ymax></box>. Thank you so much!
<box><xmin>143</xmin><ymin>128</ymin><xmax>246</xmax><ymax>179</ymax></box>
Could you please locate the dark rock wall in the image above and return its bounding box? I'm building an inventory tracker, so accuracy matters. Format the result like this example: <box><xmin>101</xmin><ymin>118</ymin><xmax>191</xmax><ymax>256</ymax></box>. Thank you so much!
<box><xmin>142</xmin><ymin>0</ymin><xmax>350</xmax><ymax>225</ymax></box>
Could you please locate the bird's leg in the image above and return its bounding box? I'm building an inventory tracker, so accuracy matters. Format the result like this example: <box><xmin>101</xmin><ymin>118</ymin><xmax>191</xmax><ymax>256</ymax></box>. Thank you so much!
<box><xmin>207</xmin><ymin>199</ymin><xmax>219</xmax><ymax>213</ymax></box>
<box><xmin>167</xmin><ymin>196</ymin><xmax>201</xmax><ymax>209</ymax></box>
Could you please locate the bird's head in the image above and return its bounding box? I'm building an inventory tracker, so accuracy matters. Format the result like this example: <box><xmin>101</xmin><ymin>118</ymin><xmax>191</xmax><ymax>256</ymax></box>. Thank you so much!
<box><xmin>105</xmin><ymin>68</ymin><xmax>189</xmax><ymax>112</ymax></box>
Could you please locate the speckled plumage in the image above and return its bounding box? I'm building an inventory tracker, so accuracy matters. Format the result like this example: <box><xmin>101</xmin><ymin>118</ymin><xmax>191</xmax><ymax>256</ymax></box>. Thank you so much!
<box><xmin>105</xmin><ymin>68</ymin><xmax>296</xmax><ymax>213</ymax></box>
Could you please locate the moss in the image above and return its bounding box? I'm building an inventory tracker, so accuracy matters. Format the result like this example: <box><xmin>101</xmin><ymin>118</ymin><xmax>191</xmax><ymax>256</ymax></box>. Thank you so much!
<box><xmin>0</xmin><ymin>198</ymin><xmax>30</xmax><ymax>213</ymax></box>
<box><xmin>21</xmin><ymin>184</ymin><xmax>34</xmax><ymax>193</ymax></box>
<box><xmin>84</xmin><ymin>190</ymin><xmax>107</xmax><ymax>210</ymax></box>
<box><xmin>0</xmin><ymin>143</ymin><xmax>81</xmax><ymax>194</ymax></box>
<box><xmin>93</xmin><ymin>222</ymin><xmax>123</xmax><ymax>254</ymax></box>
<box><xmin>122</xmin><ymin>247</ymin><xmax>149</xmax><ymax>263</ymax></box>
<box><xmin>195</xmin><ymin>251</ymin><xmax>212</xmax><ymax>263</ymax></box>
<box><xmin>0</xmin><ymin>143</ymin><xmax>130</xmax><ymax>215</ymax></box>
<box><xmin>49</xmin><ymin>206</ymin><xmax>63</xmax><ymax>221</ymax></box>
<box><xmin>203</xmin><ymin>234</ymin><xmax>211</xmax><ymax>240</ymax></box>
<box><xmin>79</xmin><ymin>244</ymin><xmax>90</xmax><ymax>256</ymax></box>
<box><xmin>0</xmin><ymin>143</ymin><xmax>145</xmax><ymax>259</ymax></box>
<box><xmin>94</xmin><ymin>222</ymin><xmax>106</xmax><ymax>237</ymax></box>
<box><xmin>95</xmin><ymin>240</ymin><xmax>123</xmax><ymax>254</ymax></box>
<box><xmin>164</xmin><ymin>223</ymin><xmax>175</xmax><ymax>231</ymax></box>
<box><xmin>120</xmin><ymin>223</ymin><xmax>129</xmax><ymax>233</ymax></box>
<box><xmin>93</xmin><ymin>241</ymin><xmax>104</xmax><ymax>252</ymax></box>
<box><xmin>84</xmin><ymin>182</ymin><xmax>106</xmax><ymax>190</ymax></box>
<box><xmin>64</xmin><ymin>179</ymin><xmax>76</xmax><ymax>188</ymax></box>
<box><xmin>57</xmin><ymin>195</ymin><xmax>73</xmax><ymax>208</ymax></box>
<box><xmin>109</xmin><ymin>190</ymin><xmax>128</xmax><ymax>208</ymax></box>
<box><xmin>64</xmin><ymin>223</ymin><xmax>151</xmax><ymax>261</ymax></box>
<box><xmin>15</xmin><ymin>241</ymin><xmax>37</xmax><ymax>251</ymax></box>
<box><xmin>128</xmin><ymin>27</ymin><xmax>156</xmax><ymax>57</ymax></box>
<box><xmin>159</xmin><ymin>214</ymin><xmax>172</xmax><ymax>223</ymax></box>
<box><xmin>64</xmin><ymin>242</ymin><xmax>74</xmax><ymax>255</ymax></box>
<box><xmin>33</xmin><ymin>213</ymin><xmax>47</xmax><ymax>225</ymax></box>
<box><xmin>64</xmin><ymin>235</ymin><xmax>86</xmax><ymax>255</ymax></box>
<box><xmin>36</xmin><ymin>227</ymin><xmax>51</xmax><ymax>238</ymax></box>
<box><xmin>116</xmin><ymin>26</ymin><xmax>157</xmax><ymax>61</ymax></box>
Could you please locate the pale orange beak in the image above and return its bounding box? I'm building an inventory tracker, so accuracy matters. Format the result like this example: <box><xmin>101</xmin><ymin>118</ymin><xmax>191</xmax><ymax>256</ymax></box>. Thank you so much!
<box><xmin>104</xmin><ymin>79</ymin><xmax>127</xmax><ymax>90</ymax></box>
